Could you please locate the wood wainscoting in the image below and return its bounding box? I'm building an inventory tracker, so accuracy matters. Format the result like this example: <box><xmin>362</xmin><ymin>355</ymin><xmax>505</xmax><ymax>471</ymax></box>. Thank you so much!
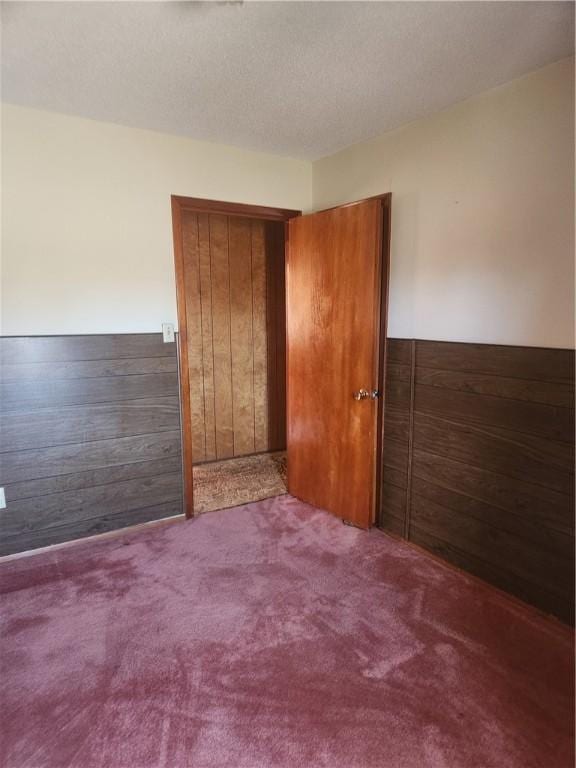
<box><xmin>380</xmin><ymin>338</ymin><xmax>575</xmax><ymax>624</ymax></box>
<box><xmin>0</xmin><ymin>334</ymin><xmax>184</xmax><ymax>555</ymax></box>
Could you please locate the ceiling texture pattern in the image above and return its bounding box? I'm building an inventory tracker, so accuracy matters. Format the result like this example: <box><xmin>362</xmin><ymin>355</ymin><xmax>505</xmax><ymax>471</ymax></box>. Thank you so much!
<box><xmin>2</xmin><ymin>1</ymin><xmax>574</xmax><ymax>159</ymax></box>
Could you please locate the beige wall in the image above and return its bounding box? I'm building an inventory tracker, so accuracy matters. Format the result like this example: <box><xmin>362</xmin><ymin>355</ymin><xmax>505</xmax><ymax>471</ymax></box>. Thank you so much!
<box><xmin>2</xmin><ymin>58</ymin><xmax>574</xmax><ymax>347</ymax></box>
<box><xmin>1</xmin><ymin>105</ymin><xmax>311</xmax><ymax>335</ymax></box>
<box><xmin>313</xmin><ymin>57</ymin><xmax>575</xmax><ymax>349</ymax></box>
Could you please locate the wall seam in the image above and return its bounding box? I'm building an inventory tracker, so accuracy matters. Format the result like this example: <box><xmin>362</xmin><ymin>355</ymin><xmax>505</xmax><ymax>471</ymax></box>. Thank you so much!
<box><xmin>404</xmin><ymin>338</ymin><xmax>416</xmax><ymax>540</ymax></box>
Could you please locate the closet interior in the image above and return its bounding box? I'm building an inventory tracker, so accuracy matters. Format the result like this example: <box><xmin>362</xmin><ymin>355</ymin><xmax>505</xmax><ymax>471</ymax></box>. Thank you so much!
<box><xmin>175</xmin><ymin>202</ymin><xmax>291</xmax><ymax>514</ymax></box>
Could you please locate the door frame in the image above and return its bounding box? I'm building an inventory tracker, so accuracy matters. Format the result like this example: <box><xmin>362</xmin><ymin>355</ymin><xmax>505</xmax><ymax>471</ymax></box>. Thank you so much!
<box><xmin>285</xmin><ymin>192</ymin><xmax>392</xmax><ymax>527</ymax></box>
<box><xmin>374</xmin><ymin>193</ymin><xmax>392</xmax><ymax>526</ymax></box>
<box><xmin>171</xmin><ymin>195</ymin><xmax>300</xmax><ymax>518</ymax></box>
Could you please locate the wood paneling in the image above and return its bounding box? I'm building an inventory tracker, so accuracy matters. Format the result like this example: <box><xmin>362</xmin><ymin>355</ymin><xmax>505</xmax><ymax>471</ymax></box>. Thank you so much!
<box><xmin>182</xmin><ymin>210</ymin><xmax>206</xmax><ymax>464</ymax></box>
<box><xmin>229</xmin><ymin>217</ymin><xmax>256</xmax><ymax>455</ymax></box>
<box><xmin>0</xmin><ymin>334</ymin><xmax>183</xmax><ymax>556</ymax></box>
<box><xmin>251</xmin><ymin>221</ymin><xmax>269</xmax><ymax>452</ymax></box>
<box><xmin>379</xmin><ymin>338</ymin><xmax>575</xmax><ymax>624</ymax></box>
<box><xmin>209</xmin><ymin>213</ymin><xmax>235</xmax><ymax>460</ymax></box>
<box><xmin>178</xmin><ymin>211</ymin><xmax>287</xmax><ymax>464</ymax></box>
<box><xmin>379</xmin><ymin>339</ymin><xmax>413</xmax><ymax>535</ymax></box>
<box><xmin>198</xmin><ymin>213</ymin><xmax>217</xmax><ymax>462</ymax></box>
<box><xmin>266</xmin><ymin>221</ymin><xmax>287</xmax><ymax>451</ymax></box>
<box><xmin>0</xmin><ymin>334</ymin><xmax>175</xmax><ymax>364</ymax></box>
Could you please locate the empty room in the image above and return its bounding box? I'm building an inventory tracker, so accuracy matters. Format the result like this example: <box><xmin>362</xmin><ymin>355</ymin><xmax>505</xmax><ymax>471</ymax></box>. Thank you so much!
<box><xmin>0</xmin><ymin>2</ymin><xmax>574</xmax><ymax>767</ymax></box>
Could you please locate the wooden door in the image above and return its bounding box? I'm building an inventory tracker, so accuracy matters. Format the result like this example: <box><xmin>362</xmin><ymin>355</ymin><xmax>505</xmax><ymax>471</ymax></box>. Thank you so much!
<box><xmin>286</xmin><ymin>197</ymin><xmax>389</xmax><ymax>528</ymax></box>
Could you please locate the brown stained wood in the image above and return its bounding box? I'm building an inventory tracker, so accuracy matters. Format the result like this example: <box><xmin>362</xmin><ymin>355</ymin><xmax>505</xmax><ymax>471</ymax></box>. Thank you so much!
<box><xmin>266</xmin><ymin>221</ymin><xmax>287</xmax><ymax>451</ymax></box>
<box><xmin>1</xmin><ymin>397</ymin><xmax>180</xmax><ymax>453</ymax></box>
<box><xmin>412</xmin><ymin>449</ymin><xmax>573</xmax><ymax>536</ymax></box>
<box><xmin>409</xmin><ymin>526</ymin><xmax>574</xmax><ymax>625</ymax></box>
<box><xmin>381</xmin><ymin>467</ymin><xmax>408</xmax><ymax>491</ymax></box>
<box><xmin>171</xmin><ymin>196</ymin><xmax>300</xmax><ymax>223</ymax></box>
<box><xmin>1</xmin><ymin>473</ymin><xmax>183</xmax><ymax>538</ymax></box>
<box><xmin>171</xmin><ymin>195</ymin><xmax>299</xmax><ymax>513</ymax></box>
<box><xmin>0</xmin><ymin>431</ymin><xmax>182</xmax><ymax>484</ymax></box>
<box><xmin>0</xmin><ymin>334</ymin><xmax>184</xmax><ymax>553</ymax></box>
<box><xmin>182</xmin><ymin>211</ymin><xmax>206</xmax><ymax>463</ymax></box>
<box><xmin>414</xmin><ymin>382</ymin><xmax>573</xmax><ymax>443</ymax></box>
<box><xmin>403</xmin><ymin>339</ymin><xmax>416</xmax><ymax>539</ymax></box>
<box><xmin>380</xmin><ymin>483</ymin><xmax>407</xmax><ymax>528</ymax></box>
<box><xmin>386</xmin><ymin>339</ymin><xmax>412</xmax><ymax>366</ymax></box>
<box><xmin>4</xmin><ymin>457</ymin><xmax>183</xmax><ymax>502</ymax></box>
<box><xmin>2</xmin><ymin>356</ymin><xmax>177</xmax><ymax>381</ymax></box>
<box><xmin>385</xmin><ymin>377</ymin><xmax>411</xmax><ymax>410</ymax></box>
<box><xmin>173</xmin><ymin>199</ymin><xmax>293</xmax><ymax>486</ymax></box>
<box><xmin>229</xmin><ymin>217</ymin><xmax>256</xmax><ymax>455</ymax></box>
<box><xmin>413</xmin><ymin>412</ymin><xmax>573</xmax><ymax>494</ymax></box>
<box><xmin>381</xmin><ymin>336</ymin><xmax>575</xmax><ymax>624</ymax></box>
<box><xmin>198</xmin><ymin>213</ymin><xmax>217</xmax><ymax>462</ymax></box>
<box><xmin>209</xmin><ymin>214</ymin><xmax>235</xmax><ymax>460</ymax></box>
<box><xmin>387</xmin><ymin>362</ymin><xmax>411</xmax><ymax>384</ymax></box>
<box><xmin>383</xmin><ymin>438</ymin><xmax>409</xmax><ymax>475</ymax></box>
<box><xmin>172</xmin><ymin>200</ymin><xmax>194</xmax><ymax>518</ymax></box>
<box><xmin>287</xmin><ymin>197</ymin><xmax>388</xmax><ymax>528</ymax></box>
<box><xmin>379</xmin><ymin>336</ymin><xmax>410</xmax><ymax>530</ymax></box>
<box><xmin>379</xmin><ymin>511</ymin><xmax>405</xmax><ymax>538</ymax></box>
<box><xmin>416</xmin><ymin>366</ymin><xmax>574</xmax><ymax>408</ymax></box>
<box><xmin>0</xmin><ymin>334</ymin><xmax>174</xmax><ymax>364</ymax></box>
<box><xmin>411</xmin><ymin>476</ymin><xmax>573</xmax><ymax>560</ymax></box>
<box><xmin>408</xmin><ymin>496</ymin><xmax>574</xmax><ymax>604</ymax></box>
<box><xmin>416</xmin><ymin>340</ymin><xmax>575</xmax><ymax>384</ymax></box>
<box><xmin>0</xmin><ymin>500</ymin><xmax>184</xmax><ymax>557</ymax></box>
<box><xmin>382</xmin><ymin>407</ymin><xmax>410</xmax><ymax>444</ymax></box>
<box><xmin>0</xmin><ymin>373</ymin><xmax>179</xmax><ymax>412</ymax></box>
<box><xmin>274</xmin><ymin>226</ymin><xmax>287</xmax><ymax>450</ymax></box>
<box><xmin>251</xmin><ymin>221</ymin><xmax>269</xmax><ymax>452</ymax></box>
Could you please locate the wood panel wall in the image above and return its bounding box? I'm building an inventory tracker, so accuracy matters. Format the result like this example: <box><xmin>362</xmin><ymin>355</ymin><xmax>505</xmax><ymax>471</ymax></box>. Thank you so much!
<box><xmin>181</xmin><ymin>211</ymin><xmax>286</xmax><ymax>463</ymax></box>
<box><xmin>0</xmin><ymin>334</ymin><xmax>183</xmax><ymax>556</ymax></box>
<box><xmin>380</xmin><ymin>339</ymin><xmax>575</xmax><ymax>624</ymax></box>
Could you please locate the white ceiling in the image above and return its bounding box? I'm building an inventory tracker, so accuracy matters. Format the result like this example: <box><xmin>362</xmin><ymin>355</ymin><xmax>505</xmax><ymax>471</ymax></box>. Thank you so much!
<box><xmin>2</xmin><ymin>1</ymin><xmax>574</xmax><ymax>160</ymax></box>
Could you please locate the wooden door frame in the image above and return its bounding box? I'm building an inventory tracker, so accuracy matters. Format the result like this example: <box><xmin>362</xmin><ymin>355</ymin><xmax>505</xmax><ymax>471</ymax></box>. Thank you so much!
<box><xmin>171</xmin><ymin>195</ymin><xmax>300</xmax><ymax>518</ymax></box>
<box><xmin>374</xmin><ymin>193</ymin><xmax>392</xmax><ymax>526</ymax></box>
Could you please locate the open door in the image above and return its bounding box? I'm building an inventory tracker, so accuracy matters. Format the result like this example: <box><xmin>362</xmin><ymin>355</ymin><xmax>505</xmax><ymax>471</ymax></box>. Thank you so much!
<box><xmin>286</xmin><ymin>196</ymin><xmax>390</xmax><ymax>528</ymax></box>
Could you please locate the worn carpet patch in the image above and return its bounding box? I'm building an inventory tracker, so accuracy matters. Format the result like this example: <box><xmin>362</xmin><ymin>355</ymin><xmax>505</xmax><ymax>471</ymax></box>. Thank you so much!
<box><xmin>192</xmin><ymin>451</ymin><xmax>287</xmax><ymax>514</ymax></box>
<box><xmin>0</xmin><ymin>495</ymin><xmax>573</xmax><ymax>768</ymax></box>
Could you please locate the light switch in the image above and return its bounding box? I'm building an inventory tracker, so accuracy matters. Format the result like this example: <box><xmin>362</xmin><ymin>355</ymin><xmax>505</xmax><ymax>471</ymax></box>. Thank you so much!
<box><xmin>0</xmin><ymin>488</ymin><xmax>5</xmax><ymax>510</ymax></box>
<box><xmin>162</xmin><ymin>323</ymin><xmax>175</xmax><ymax>343</ymax></box>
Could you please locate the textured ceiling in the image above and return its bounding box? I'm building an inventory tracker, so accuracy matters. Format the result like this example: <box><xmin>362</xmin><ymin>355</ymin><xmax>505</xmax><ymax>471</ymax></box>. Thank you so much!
<box><xmin>2</xmin><ymin>1</ymin><xmax>574</xmax><ymax>159</ymax></box>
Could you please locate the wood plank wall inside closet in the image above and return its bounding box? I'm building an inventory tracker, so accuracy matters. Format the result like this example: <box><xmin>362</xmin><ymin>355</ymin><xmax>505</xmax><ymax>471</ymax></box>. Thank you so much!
<box><xmin>181</xmin><ymin>212</ymin><xmax>286</xmax><ymax>464</ymax></box>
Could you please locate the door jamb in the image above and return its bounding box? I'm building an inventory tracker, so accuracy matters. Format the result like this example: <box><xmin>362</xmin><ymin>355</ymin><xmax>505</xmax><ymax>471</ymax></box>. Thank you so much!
<box><xmin>171</xmin><ymin>195</ymin><xmax>300</xmax><ymax>518</ymax></box>
<box><xmin>374</xmin><ymin>194</ymin><xmax>392</xmax><ymax>526</ymax></box>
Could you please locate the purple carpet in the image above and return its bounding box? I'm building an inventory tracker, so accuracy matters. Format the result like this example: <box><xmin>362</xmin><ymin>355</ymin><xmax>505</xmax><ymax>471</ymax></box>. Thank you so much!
<box><xmin>0</xmin><ymin>495</ymin><xmax>573</xmax><ymax>768</ymax></box>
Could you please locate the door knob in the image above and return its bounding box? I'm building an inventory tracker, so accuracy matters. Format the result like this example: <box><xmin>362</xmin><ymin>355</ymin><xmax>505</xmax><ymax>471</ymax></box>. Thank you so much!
<box><xmin>353</xmin><ymin>388</ymin><xmax>380</xmax><ymax>401</ymax></box>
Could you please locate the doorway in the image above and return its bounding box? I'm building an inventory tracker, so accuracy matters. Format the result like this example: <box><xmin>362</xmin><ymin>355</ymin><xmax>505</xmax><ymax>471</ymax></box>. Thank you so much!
<box><xmin>171</xmin><ymin>196</ymin><xmax>300</xmax><ymax>517</ymax></box>
<box><xmin>172</xmin><ymin>194</ymin><xmax>391</xmax><ymax>526</ymax></box>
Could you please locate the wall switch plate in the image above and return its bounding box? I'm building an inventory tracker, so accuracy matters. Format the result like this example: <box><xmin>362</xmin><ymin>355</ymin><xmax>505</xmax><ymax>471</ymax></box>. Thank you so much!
<box><xmin>0</xmin><ymin>488</ymin><xmax>5</xmax><ymax>510</ymax></box>
<box><xmin>162</xmin><ymin>323</ymin><xmax>175</xmax><ymax>343</ymax></box>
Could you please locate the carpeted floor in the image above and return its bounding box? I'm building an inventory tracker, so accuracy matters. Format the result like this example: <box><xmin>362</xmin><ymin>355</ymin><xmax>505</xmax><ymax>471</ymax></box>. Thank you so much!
<box><xmin>193</xmin><ymin>451</ymin><xmax>287</xmax><ymax>514</ymax></box>
<box><xmin>0</xmin><ymin>495</ymin><xmax>573</xmax><ymax>768</ymax></box>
